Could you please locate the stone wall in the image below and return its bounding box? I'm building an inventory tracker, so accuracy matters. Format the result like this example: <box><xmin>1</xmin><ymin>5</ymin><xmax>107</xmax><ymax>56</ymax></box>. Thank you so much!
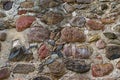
<box><xmin>0</xmin><ymin>0</ymin><xmax>120</xmax><ymax>80</ymax></box>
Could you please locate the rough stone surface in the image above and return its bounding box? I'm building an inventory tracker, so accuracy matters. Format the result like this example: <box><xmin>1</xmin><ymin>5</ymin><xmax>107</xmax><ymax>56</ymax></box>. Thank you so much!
<box><xmin>20</xmin><ymin>1</ymin><xmax>34</xmax><ymax>8</ymax></box>
<box><xmin>61</xmin><ymin>27</ymin><xmax>86</xmax><ymax>42</ymax></box>
<box><xmin>16</xmin><ymin>16</ymin><xmax>35</xmax><ymax>32</ymax></box>
<box><xmin>13</xmin><ymin>64</ymin><xmax>35</xmax><ymax>74</ymax></box>
<box><xmin>92</xmin><ymin>63</ymin><xmax>113</xmax><ymax>77</ymax></box>
<box><xmin>0</xmin><ymin>68</ymin><xmax>10</xmax><ymax>80</ymax></box>
<box><xmin>96</xmin><ymin>39</ymin><xmax>106</xmax><ymax>49</ymax></box>
<box><xmin>0</xmin><ymin>32</ymin><xmax>7</xmax><ymax>41</ymax></box>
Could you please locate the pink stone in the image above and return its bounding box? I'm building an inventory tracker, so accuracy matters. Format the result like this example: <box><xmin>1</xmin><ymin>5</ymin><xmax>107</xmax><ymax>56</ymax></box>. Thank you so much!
<box><xmin>96</xmin><ymin>39</ymin><xmax>106</xmax><ymax>49</ymax></box>
<box><xmin>38</xmin><ymin>44</ymin><xmax>50</xmax><ymax>59</ymax></box>
<box><xmin>16</xmin><ymin>16</ymin><xmax>35</xmax><ymax>32</ymax></box>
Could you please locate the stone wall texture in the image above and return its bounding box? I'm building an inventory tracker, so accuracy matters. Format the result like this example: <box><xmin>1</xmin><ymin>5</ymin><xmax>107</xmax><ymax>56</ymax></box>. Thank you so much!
<box><xmin>0</xmin><ymin>0</ymin><xmax>120</xmax><ymax>80</ymax></box>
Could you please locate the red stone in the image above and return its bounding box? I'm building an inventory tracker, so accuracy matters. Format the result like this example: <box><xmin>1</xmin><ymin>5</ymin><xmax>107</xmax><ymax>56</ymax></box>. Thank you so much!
<box><xmin>92</xmin><ymin>63</ymin><xmax>113</xmax><ymax>77</ymax></box>
<box><xmin>38</xmin><ymin>44</ymin><xmax>50</xmax><ymax>59</ymax></box>
<box><xmin>0</xmin><ymin>68</ymin><xmax>10</xmax><ymax>79</ymax></box>
<box><xmin>18</xmin><ymin>10</ymin><xmax>27</xmax><ymax>15</ymax></box>
<box><xmin>16</xmin><ymin>16</ymin><xmax>35</xmax><ymax>32</ymax></box>
<box><xmin>86</xmin><ymin>20</ymin><xmax>104</xmax><ymax>30</ymax></box>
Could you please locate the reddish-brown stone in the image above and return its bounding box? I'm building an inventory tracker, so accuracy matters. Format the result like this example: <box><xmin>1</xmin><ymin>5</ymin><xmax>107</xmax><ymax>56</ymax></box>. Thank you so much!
<box><xmin>96</xmin><ymin>39</ymin><xmax>106</xmax><ymax>49</ymax></box>
<box><xmin>86</xmin><ymin>20</ymin><xmax>104</xmax><ymax>30</ymax></box>
<box><xmin>16</xmin><ymin>16</ymin><xmax>35</xmax><ymax>32</ymax></box>
<box><xmin>20</xmin><ymin>1</ymin><xmax>34</xmax><ymax>8</ymax></box>
<box><xmin>101</xmin><ymin>18</ymin><xmax>115</xmax><ymax>24</ymax></box>
<box><xmin>38</xmin><ymin>44</ymin><xmax>50</xmax><ymax>59</ymax></box>
<box><xmin>18</xmin><ymin>10</ymin><xmax>27</xmax><ymax>15</ymax></box>
<box><xmin>92</xmin><ymin>63</ymin><xmax>113</xmax><ymax>77</ymax></box>
<box><xmin>61</xmin><ymin>27</ymin><xmax>86</xmax><ymax>42</ymax></box>
<box><xmin>0</xmin><ymin>68</ymin><xmax>10</xmax><ymax>80</ymax></box>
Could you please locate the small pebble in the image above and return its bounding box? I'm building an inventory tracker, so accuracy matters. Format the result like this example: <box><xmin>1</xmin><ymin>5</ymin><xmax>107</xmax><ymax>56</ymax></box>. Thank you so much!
<box><xmin>96</xmin><ymin>39</ymin><xmax>106</xmax><ymax>49</ymax></box>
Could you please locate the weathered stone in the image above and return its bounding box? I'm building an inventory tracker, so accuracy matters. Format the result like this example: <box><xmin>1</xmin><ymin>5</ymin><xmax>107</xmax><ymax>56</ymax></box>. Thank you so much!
<box><xmin>64</xmin><ymin>58</ymin><xmax>90</xmax><ymax>73</ymax></box>
<box><xmin>101</xmin><ymin>18</ymin><xmax>115</xmax><ymax>24</ymax></box>
<box><xmin>16</xmin><ymin>16</ymin><xmax>35</xmax><ymax>32</ymax></box>
<box><xmin>96</xmin><ymin>39</ymin><xmax>106</xmax><ymax>49</ymax></box>
<box><xmin>63</xmin><ymin>0</ymin><xmax>75</xmax><ymax>3</ymax></box>
<box><xmin>0</xmin><ymin>68</ymin><xmax>10</xmax><ymax>80</ymax></box>
<box><xmin>76</xmin><ymin>0</ymin><xmax>92</xmax><ymax>4</ymax></box>
<box><xmin>0</xmin><ymin>12</ymin><xmax>6</xmax><ymax>18</ymax></box>
<box><xmin>3</xmin><ymin>1</ymin><xmax>13</xmax><ymax>10</ymax></box>
<box><xmin>38</xmin><ymin>44</ymin><xmax>50</xmax><ymax>59</ymax></box>
<box><xmin>13</xmin><ymin>64</ymin><xmax>35</xmax><ymax>74</ymax></box>
<box><xmin>86</xmin><ymin>20</ymin><xmax>104</xmax><ymax>30</ymax></box>
<box><xmin>92</xmin><ymin>63</ymin><xmax>113</xmax><ymax>77</ymax></box>
<box><xmin>33</xmin><ymin>76</ymin><xmax>51</xmax><ymax>80</ymax></box>
<box><xmin>20</xmin><ymin>1</ymin><xmax>34</xmax><ymax>8</ymax></box>
<box><xmin>106</xmin><ymin>45</ymin><xmax>120</xmax><ymax>60</ymax></box>
<box><xmin>63</xmin><ymin>3</ymin><xmax>75</xmax><ymax>13</ymax></box>
<box><xmin>39</xmin><ymin>0</ymin><xmax>61</xmax><ymax>8</ymax></box>
<box><xmin>40</xmin><ymin>11</ymin><xmax>64</xmax><ymax>25</ymax></box>
<box><xmin>0</xmin><ymin>21</ymin><xmax>7</xmax><ymax>30</ymax></box>
<box><xmin>27</xmin><ymin>26</ymin><xmax>50</xmax><ymax>42</ymax></box>
<box><xmin>9</xmin><ymin>46</ymin><xmax>34</xmax><ymax>61</ymax></box>
<box><xmin>63</xmin><ymin>44</ymin><xmax>93</xmax><ymax>59</ymax></box>
<box><xmin>0</xmin><ymin>43</ymin><xmax>1</xmax><ymax>51</ymax></box>
<box><xmin>70</xmin><ymin>16</ymin><xmax>86</xmax><ymax>27</ymax></box>
<box><xmin>116</xmin><ymin>61</ymin><xmax>120</xmax><ymax>69</ymax></box>
<box><xmin>48</xmin><ymin>60</ymin><xmax>65</xmax><ymax>77</ymax></box>
<box><xmin>100</xmin><ymin>4</ymin><xmax>108</xmax><ymax>10</ymax></box>
<box><xmin>103</xmin><ymin>32</ymin><xmax>117</xmax><ymax>39</ymax></box>
<box><xmin>113</xmin><ymin>24</ymin><xmax>120</xmax><ymax>33</ymax></box>
<box><xmin>18</xmin><ymin>10</ymin><xmax>27</xmax><ymax>15</ymax></box>
<box><xmin>88</xmin><ymin>34</ymin><xmax>100</xmax><ymax>42</ymax></box>
<box><xmin>61</xmin><ymin>27</ymin><xmax>86</xmax><ymax>42</ymax></box>
<box><xmin>0</xmin><ymin>32</ymin><xmax>7</xmax><ymax>41</ymax></box>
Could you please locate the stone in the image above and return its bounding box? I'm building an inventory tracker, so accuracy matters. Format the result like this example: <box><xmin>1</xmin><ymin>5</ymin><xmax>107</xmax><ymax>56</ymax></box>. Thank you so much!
<box><xmin>38</xmin><ymin>44</ymin><xmax>50</xmax><ymax>59</ymax></box>
<box><xmin>103</xmin><ymin>32</ymin><xmax>117</xmax><ymax>39</ymax></box>
<box><xmin>61</xmin><ymin>27</ymin><xmax>86</xmax><ymax>42</ymax></box>
<box><xmin>0</xmin><ymin>68</ymin><xmax>10</xmax><ymax>80</ymax></box>
<box><xmin>33</xmin><ymin>76</ymin><xmax>51</xmax><ymax>80</ymax></box>
<box><xmin>27</xmin><ymin>26</ymin><xmax>50</xmax><ymax>42</ymax></box>
<box><xmin>40</xmin><ymin>11</ymin><xmax>64</xmax><ymax>25</ymax></box>
<box><xmin>92</xmin><ymin>63</ymin><xmax>113</xmax><ymax>77</ymax></box>
<box><xmin>106</xmin><ymin>45</ymin><xmax>120</xmax><ymax>60</ymax></box>
<box><xmin>101</xmin><ymin>18</ymin><xmax>115</xmax><ymax>24</ymax></box>
<box><xmin>16</xmin><ymin>15</ymin><xmax>35</xmax><ymax>32</ymax></box>
<box><xmin>63</xmin><ymin>3</ymin><xmax>75</xmax><ymax>13</ymax></box>
<box><xmin>63</xmin><ymin>44</ymin><xmax>93</xmax><ymax>59</ymax></box>
<box><xmin>48</xmin><ymin>60</ymin><xmax>65</xmax><ymax>77</ymax></box>
<box><xmin>64</xmin><ymin>58</ymin><xmax>90</xmax><ymax>73</ymax></box>
<box><xmin>0</xmin><ymin>43</ymin><xmax>1</xmax><ymax>51</ymax></box>
<box><xmin>20</xmin><ymin>1</ymin><xmax>34</xmax><ymax>8</ymax></box>
<box><xmin>63</xmin><ymin>0</ymin><xmax>76</xmax><ymax>3</ymax></box>
<box><xmin>0</xmin><ymin>21</ymin><xmax>7</xmax><ymax>30</ymax></box>
<box><xmin>9</xmin><ymin>46</ymin><xmax>34</xmax><ymax>61</ymax></box>
<box><xmin>0</xmin><ymin>32</ymin><xmax>7</xmax><ymax>41</ymax></box>
<box><xmin>3</xmin><ymin>1</ymin><xmax>13</xmax><ymax>10</ymax></box>
<box><xmin>88</xmin><ymin>34</ymin><xmax>100</xmax><ymax>42</ymax></box>
<box><xmin>39</xmin><ymin>0</ymin><xmax>61</xmax><ymax>8</ymax></box>
<box><xmin>18</xmin><ymin>10</ymin><xmax>27</xmax><ymax>15</ymax></box>
<box><xmin>113</xmin><ymin>24</ymin><xmax>120</xmax><ymax>33</ymax></box>
<box><xmin>70</xmin><ymin>16</ymin><xmax>86</xmax><ymax>27</ymax></box>
<box><xmin>13</xmin><ymin>64</ymin><xmax>35</xmax><ymax>74</ymax></box>
<box><xmin>100</xmin><ymin>4</ymin><xmax>108</xmax><ymax>10</ymax></box>
<box><xmin>76</xmin><ymin>0</ymin><xmax>92</xmax><ymax>4</ymax></box>
<box><xmin>86</xmin><ymin>20</ymin><xmax>104</xmax><ymax>30</ymax></box>
<box><xmin>96</xmin><ymin>39</ymin><xmax>106</xmax><ymax>49</ymax></box>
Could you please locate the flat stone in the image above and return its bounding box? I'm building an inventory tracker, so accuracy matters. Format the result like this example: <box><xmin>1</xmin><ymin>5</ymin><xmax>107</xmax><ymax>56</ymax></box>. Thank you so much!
<box><xmin>0</xmin><ymin>32</ymin><xmax>7</xmax><ymax>41</ymax></box>
<box><xmin>88</xmin><ymin>34</ymin><xmax>100</xmax><ymax>42</ymax></box>
<box><xmin>20</xmin><ymin>1</ymin><xmax>34</xmax><ymax>8</ymax></box>
<box><xmin>0</xmin><ymin>12</ymin><xmax>6</xmax><ymax>18</ymax></box>
<box><xmin>40</xmin><ymin>11</ymin><xmax>64</xmax><ymax>25</ymax></box>
<box><xmin>92</xmin><ymin>63</ymin><xmax>113</xmax><ymax>77</ymax></box>
<box><xmin>38</xmin><ymin>44</ymin><xmax>50</xmax><ymax>59</ymax></box>
<box><xmin>18</xmin><ymin>10</ymin><xmax>27</xmax><ymax>15</ymax></box>
<box><xmin>16</xmin><ymin>15</ymin><xmax>35</xmax><ymax>32</ymax></box>
<box><xmin>96</xmin><ymin>39</ymin><xmax>106</xmax><ymax>49</ymax></box>
<box><xmin>0</xmin><ymin>68</ymin><xmax>10</xmax><ymax>80</ymax></box>
<box><xmin>63</xmin><ymin>3</ymin><xmax>75</xmax><ymax>13</ymax></box>
<box><xmin>64</xmin><ymin>58</ymin><xmax>90</xmax><ymax>73</ymax></box>
<box><xmin>86</xmin><ymin>20</ymin><xmax>104</xmax><ymax>30</ymax></box>
<box><xmin>0</xmin><ymin>43</ymin><xmax>1</xmax><ymax>51</ymax></box>
<box><xmin>101</xmin><ymin>18</ymin><xmax>115</xmax><ymax>24</ymax></box>
<box><xmin>0</xmin><ymin>21</ymin><xmax>7</xmax><ymax>30</ymax></box>
<box><xmin>70</xmin><ymin>16</ymin><xmax>86</xmax><ymax>27</ymax></box>
<box><xmin>63</xmin><ymin>44</ymin><xmax>93</xmax><ymax>59</ymax></box>
<box><xmin>27</xmin><ymin>26</ymin><xmax>50</xmax><ymax>42</ymax></box>
<box><xmin>61</xmin><ymin>27</ymin><xmax>86</xmax><ymax>42</ymax></box>
<box><xmin>48</xmin><ymin>60</ymin><xmax>65</xmax><ymax>77</ymax></box>
<box><xmin>113</xmin><ymin>24</ymin><xmax>120</xmax><ymax>33</ymax></box>
<box><xmin>33</xmin><ymin>76</ymin><xmax>51</xmax><ymax>80</ymax></box>
<box><xmin>63</xmin><ymin>0</ymin><xmax>76</xmax><ymax>3</ymax></box>
<box><xmin>103</xmin><ymin>32</ymin><xmax>117</xmax><ymax>39</ymax></box>
<box><xmin>13</xmin><ymin>64</ymin><xmax>35</xmax><ymax>74</ymax></box>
